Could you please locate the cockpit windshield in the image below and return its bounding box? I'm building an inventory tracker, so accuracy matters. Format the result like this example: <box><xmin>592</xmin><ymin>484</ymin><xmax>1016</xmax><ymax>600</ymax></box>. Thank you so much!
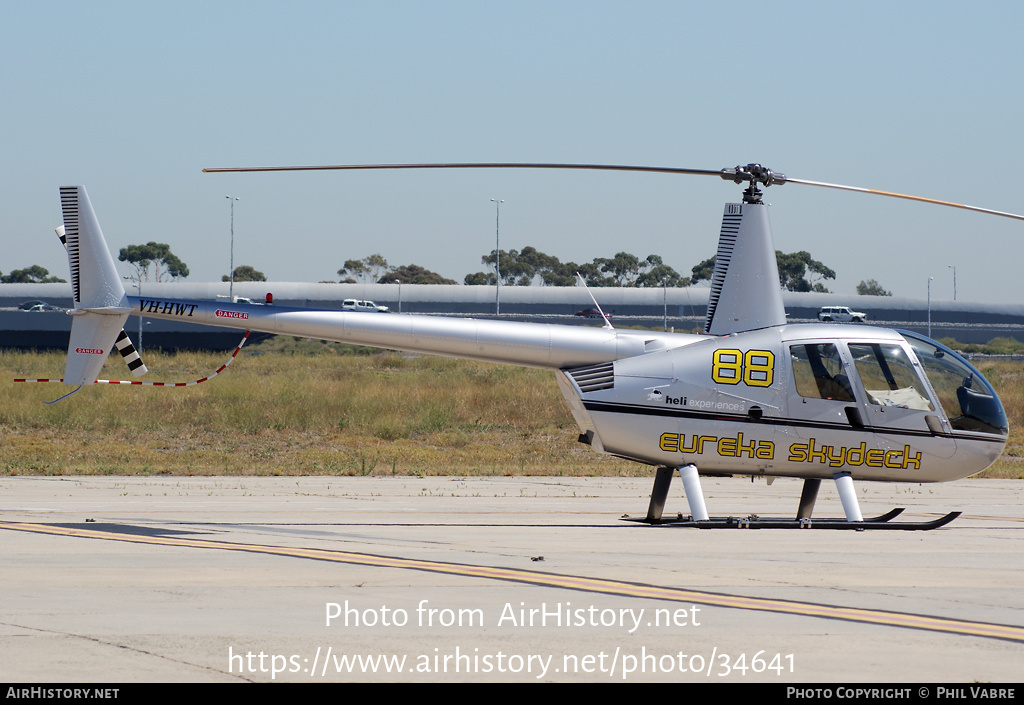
<box><xmin>899</xmin><ymin>331</ymin><xmax>1008</xmax><ymax>436</ymax></box>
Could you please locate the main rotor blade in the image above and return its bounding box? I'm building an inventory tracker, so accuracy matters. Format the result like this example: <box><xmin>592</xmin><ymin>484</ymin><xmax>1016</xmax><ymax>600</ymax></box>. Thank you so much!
<box><xmin>785</xmin><ymin>177</ymin><xmax>1024</xmax><ymax>221</ymax></box>
<box><xmin>203</xmin><ymin>162</ymin><xmax>1024</xmax><ymax>221</ymax></box>
<box><xmin>203</xmin><ymin>162</ymin><xmax>725</xmax><ymax>178</ymax></box>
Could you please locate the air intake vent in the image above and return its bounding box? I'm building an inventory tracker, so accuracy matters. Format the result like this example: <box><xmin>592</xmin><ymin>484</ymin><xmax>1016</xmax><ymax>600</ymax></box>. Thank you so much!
<box><xmin>704</xmin><ymin>207</ymin><xmax>742</xmax><ymax>333</ymax></box>
<box><xmin>60</xmin><ymin>187</ymin><xmax>82</xmax><ymax>304</ymax></box>
<box><xmin>567</xmin><ymin>362</ymin><xmax>614</xmax><ymax>393</ymax></box>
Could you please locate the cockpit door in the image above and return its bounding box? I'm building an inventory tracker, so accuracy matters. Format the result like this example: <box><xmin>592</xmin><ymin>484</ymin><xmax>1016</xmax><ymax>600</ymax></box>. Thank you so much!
<box><xmin>845</xmin><ymin>340</ymin><xmax>956</xmax><ymax>460</ymax></box>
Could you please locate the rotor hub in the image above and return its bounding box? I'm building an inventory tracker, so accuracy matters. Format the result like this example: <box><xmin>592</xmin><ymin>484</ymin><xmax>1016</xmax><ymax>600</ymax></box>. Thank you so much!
<box><xmin>720</xmin><ymin>163</ymin><xmax>788</xmax><ymax>204</ymax></box>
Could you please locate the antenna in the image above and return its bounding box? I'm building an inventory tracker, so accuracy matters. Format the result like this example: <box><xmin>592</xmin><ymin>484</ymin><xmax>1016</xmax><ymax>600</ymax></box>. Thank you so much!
<box><xmin>576</xmin><ymin>272</ymin><xmax>614</xmax><ymax>330</ymax></box>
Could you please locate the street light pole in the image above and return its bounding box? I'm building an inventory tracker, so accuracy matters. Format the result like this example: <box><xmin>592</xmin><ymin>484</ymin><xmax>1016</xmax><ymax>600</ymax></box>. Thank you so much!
<box><xmin>948</xmin><ymin>265</ymin><xmax>956</xmax><ymax>301</ymax></box>
<box><xmin>124</xmin><ymin>276</ymin><xmax>143</xmax><ymax>355</ymax></box>
<box><xmin>226</xmin><ymin>196</ymin><xmax>240</xmax><ymax>300</ymax></box>
<box><xmin>662</xmin><ymin>278</ymin><xmax>668</xmax><ymax>332</ymax></box>
<box><xmin>490</xmin><ymin>198</ymin><xmax>504</xmax><ymax>316</ymax></box>
<box><xmin>395</xmin><ymin>279</ymin><xmax>402</xmax><ymax>314</ymax></box>
<box><xmin>927</xmin><ymin>276</ymin><xmax>934</xmax><ymax>338</ymax></box>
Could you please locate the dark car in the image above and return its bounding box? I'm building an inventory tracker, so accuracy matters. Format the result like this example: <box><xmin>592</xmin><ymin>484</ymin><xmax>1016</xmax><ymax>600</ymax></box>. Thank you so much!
<box><xmin>574</xmin><ymin>308</ymin><xmax>611</xmax><ymax>318</ymax></box>
<box><xmin>18</xmin><ymin>300</ymin><xmax>61</xmax><ymax>311</ymax></box>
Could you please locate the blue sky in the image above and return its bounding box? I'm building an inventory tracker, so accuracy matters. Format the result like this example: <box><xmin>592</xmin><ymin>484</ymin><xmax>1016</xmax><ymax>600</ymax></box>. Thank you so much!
<box><xmin>2</xmin><ymin>1</ymin><xmax>1021</xmax><ymax>303</ymax></box>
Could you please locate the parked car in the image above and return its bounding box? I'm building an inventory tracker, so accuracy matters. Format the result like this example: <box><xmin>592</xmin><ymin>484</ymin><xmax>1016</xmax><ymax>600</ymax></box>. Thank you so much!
<box><xmin>574</xmin><ymin>308</ymin><xmax>611</xmax><ymax>318</ymax></box>
<box><xmin>342</xmin><ymin>299</ymin><xmax>390</xmax><ymax>313</ymax></box>
<box><xmin>817</xmin><ymin>306</ymin><xmax>866</xmax><ymax>323</ymax></box>
<box><xmin>215</xmin><ymin>295</ymin><xmax>258</xmax><ymax>305</ymax></box>
<box><xmin>19</xmin><ymin>300</ymin><xmax>62</xmax><ymax>311</ymax></box>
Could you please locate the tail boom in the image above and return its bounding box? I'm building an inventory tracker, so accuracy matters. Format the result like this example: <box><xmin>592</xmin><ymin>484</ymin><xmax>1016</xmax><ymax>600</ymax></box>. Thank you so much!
<box><xmin>129</xmin><ymin>296</ymin><xmax>701</xmax><ymax>369</ymax></box>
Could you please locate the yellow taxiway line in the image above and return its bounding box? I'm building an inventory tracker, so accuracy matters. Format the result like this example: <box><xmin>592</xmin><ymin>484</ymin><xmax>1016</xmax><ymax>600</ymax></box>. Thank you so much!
<box><xmin>5</xmin><ymin>520</ymin><xmax>1023</xmax><ymax>643</ymax></box>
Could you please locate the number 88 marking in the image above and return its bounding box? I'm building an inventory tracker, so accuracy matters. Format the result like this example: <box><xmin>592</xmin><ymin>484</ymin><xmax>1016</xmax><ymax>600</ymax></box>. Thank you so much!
<box><xmin>712</xmin><ymin>349</ymin><xmax>775</xmax><ymax>387</ymax></box>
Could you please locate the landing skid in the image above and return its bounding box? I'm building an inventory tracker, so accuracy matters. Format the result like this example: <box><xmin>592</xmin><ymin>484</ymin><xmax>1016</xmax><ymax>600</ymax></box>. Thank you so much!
<box><xmin>635</xmin><ymin>466</ymin><xmax>961</xmax><ymax>530</ymax></box>
<box><xmin>621</xmin><ymin>509</ymin><xmax>961</xmax><ymax>530</ymax></box>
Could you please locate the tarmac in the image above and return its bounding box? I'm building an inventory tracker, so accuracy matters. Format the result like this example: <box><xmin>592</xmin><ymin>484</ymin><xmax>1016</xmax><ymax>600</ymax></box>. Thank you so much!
<box><xmin>1</xmin><ymin>474</ymin><xmax>1022</xmax><ymax>683</ymax></box>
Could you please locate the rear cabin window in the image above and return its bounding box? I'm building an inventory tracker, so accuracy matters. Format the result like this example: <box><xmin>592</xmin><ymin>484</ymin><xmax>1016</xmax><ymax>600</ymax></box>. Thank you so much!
<box><xmin>790</xmin><ymin>343</ymin><xmax>855</xmax><ymax>402</ymax></box>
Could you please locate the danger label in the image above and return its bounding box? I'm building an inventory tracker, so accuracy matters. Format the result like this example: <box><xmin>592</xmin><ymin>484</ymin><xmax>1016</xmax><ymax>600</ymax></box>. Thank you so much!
<box><xmin>215</xmin><ymin>310</ymin><xmax>249</xmax><ymax>319</ymax></box>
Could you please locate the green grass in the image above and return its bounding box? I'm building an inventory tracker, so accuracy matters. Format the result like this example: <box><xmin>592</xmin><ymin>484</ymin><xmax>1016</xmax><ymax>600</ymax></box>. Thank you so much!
<box><xmin>2</xmin><ymin>338</ymin><xmax>1021</xmax><ymax>478</ymax></box>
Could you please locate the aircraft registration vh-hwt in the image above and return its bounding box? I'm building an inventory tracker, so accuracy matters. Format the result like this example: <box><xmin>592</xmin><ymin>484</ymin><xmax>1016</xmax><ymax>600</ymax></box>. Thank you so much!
<box><xmin>21</xmin><ymin>163</ymin><xmax>1020</xmax><ymax>529</ymax></box>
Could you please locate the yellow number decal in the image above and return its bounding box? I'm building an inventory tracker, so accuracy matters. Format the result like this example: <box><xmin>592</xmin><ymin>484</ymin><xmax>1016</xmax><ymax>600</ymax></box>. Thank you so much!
<box><xmin>743</xmin><ymin>350</ymin><xmax>775</xmax><ymax>387</ymax></box>
<box><xmin>712</xmin><ymin>349</ymin><xmax>774</xmax><ymax>387</ymax></box>
<box><xmin>712</xmin><ymin>349</ymin><xmax>743</xmax><ymax>385</ymax></box>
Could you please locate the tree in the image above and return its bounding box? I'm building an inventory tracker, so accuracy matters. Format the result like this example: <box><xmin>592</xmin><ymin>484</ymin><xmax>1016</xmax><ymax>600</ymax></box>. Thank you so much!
<box><xmin>480</xmin><ymin>249</ymin><xmax>536</xmax><ymax>286</ymax></box>
<box><xmin>689</xmin><ymin>256</ymin><xmax>717</xmax><ymax>285</ymax></box>
<box><xmin>538</xmin><ymin>261</ymin><xmax>583</xmax><ymax>287</ymax></box>
<box><xmin>338</xmin><ymin>254</ymin><xmax>388</xmax><ymax>284</ymax></box>
<box><xmin>689</xmin><ymin>251</ymin><xmax>835</xmax><ymax>292</ymax></box>
<box><xmin>222</xmin><ymin>265</ymin><xmax>266</xmax><ymax>282</ymax></box>
<box><xmin>575</xmin><ymin>261</ymin><xmax>614</xmax><ymax>287</ymax></box>
<box><xmin>635</xmin><ymin>255</ymin><xmax>689</xmax><ymax>288</ymax></box>
<box><xmin>380</xmin><ymin>264</ymin><xmax>456</xmax><ymax>285</ymax></box>
<box><xmin>464</xmin><ymin>271</ymin><xmax>494</xmax><ymax>286</ymax></box>
<box><xmin>856</xmin><ymin>279</ymin><xmax>892</xmax><ymax>296</ymax></box>
<box><xmin>595</xmin><ymin>252</ymin><xmax>642</xmax><ymax>286</ymax></box>
<box><xmin>776</xmin><ymin>251</ymin><xmax>835</xmax><ymax>292</ymax></box>
<box><xmin>517</xmin><ymin>246</ymin><xmax>563</xmax><ymax>280</ymax></box>
<box><xmin>1</xmin><ymin>265</ymin><xmax>66</xmax><ymax>283</ymax></box>
<box><xmin>118</xmin><ymin>242</ymin><xmax>189</xmax><ymax>281</ymax></box>
<box><xmin>468</xmin><ymin>246</ymin><xmax>689</xmax><ymax>288</ymax></box>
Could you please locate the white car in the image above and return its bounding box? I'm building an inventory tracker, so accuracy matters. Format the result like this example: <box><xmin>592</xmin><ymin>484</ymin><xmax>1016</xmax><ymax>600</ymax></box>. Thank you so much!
<box><xmin>342</xmin><ymin>299</ymin><xmax>390</xmax><ymax>313</ymax></box>
<box><xmin>817</xmin><ymin>306</ymin><xmax>866</xmax><ymax>323</ymax></box>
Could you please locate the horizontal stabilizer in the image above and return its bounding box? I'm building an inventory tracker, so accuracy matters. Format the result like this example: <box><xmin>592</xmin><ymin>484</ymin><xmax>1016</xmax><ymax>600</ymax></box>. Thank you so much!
<box><xmin>64</xmin><ymin>311</ymin><xmax>130</xmax><ymax>385</ymax></box>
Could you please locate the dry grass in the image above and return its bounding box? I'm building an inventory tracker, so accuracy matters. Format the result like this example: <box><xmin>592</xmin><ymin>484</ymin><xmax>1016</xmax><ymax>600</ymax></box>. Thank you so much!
<box><xmin>971</xmin><ymin>359</ymin><xmax>1024</xmax><ymax>478</ymax></box>
<box><xmin>1</xmin><ymin>340</ymin><xmax>1021</xmax><ymax>478</ymax></box>
<box><xmin>0</xmin><ymin>340</ymin><xmax>640</xmax><ymax>477</ymax></box>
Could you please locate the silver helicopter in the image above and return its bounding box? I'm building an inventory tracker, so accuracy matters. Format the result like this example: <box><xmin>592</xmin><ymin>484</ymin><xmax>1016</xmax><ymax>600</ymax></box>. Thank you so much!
<box><xmin>39</xmin><ymin>163</ymin><xmax>1018</xmax><ymax>529</ymax></box>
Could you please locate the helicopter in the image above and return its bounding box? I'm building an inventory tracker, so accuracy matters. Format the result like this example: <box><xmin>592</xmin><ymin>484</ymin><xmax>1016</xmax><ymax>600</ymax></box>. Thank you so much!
<box><xmin>33</xmin><ymin>163</ymin><xmax>1017</xmax><ymax>529</ymax></box>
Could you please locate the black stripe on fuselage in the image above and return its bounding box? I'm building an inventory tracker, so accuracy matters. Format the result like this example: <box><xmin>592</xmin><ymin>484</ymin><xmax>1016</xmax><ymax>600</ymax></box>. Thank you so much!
<box><xmin>581</xmin><ymin>400</ymin><xmax>1005</xmax><ymax>444</ymax></box>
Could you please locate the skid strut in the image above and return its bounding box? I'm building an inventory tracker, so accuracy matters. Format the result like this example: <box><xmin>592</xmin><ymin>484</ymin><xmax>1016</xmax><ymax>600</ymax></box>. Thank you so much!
<box><xmin>643</xmin><ymin>464</ymin><xmax>709</xmax><ymax>522</ymax></box>
<box><xmin>796</xmin><ymin>478</ymin><xmax>820</xmax><ymax>520</ymax></box>
<box><xmin>643</xmin><ymin>467</ymin><xmax>675</xmax><ymax>523</ymax></box>
<box><xmin>677</xmin><ymin>464</ymin><xmax>710</xmax><ymax>521</ymax></box>
<box><xmin>833</xmin><ymin>471</ymin><xmax>863</xmax><ymax>522</ymax></box>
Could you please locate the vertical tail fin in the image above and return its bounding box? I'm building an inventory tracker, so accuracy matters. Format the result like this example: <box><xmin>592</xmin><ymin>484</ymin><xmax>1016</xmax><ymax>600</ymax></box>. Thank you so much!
<box><xmin>59</xmin><ymin>186</ymin><xmax>131</xmax><ymax>386</ymax></box>
<box><xmin>60</xmin><ymin>187</ymin><xmax>127</xmax><ymax>309</ymax></box>
<box><xmin>56</xmin><ymin>224</ymin><xmax>147</xmax><ymax>377</ymax></box>
<box><xmin>703</xmin><ymin>202</ymin><xmax>786</xmax><ymax>335</ymax></box>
